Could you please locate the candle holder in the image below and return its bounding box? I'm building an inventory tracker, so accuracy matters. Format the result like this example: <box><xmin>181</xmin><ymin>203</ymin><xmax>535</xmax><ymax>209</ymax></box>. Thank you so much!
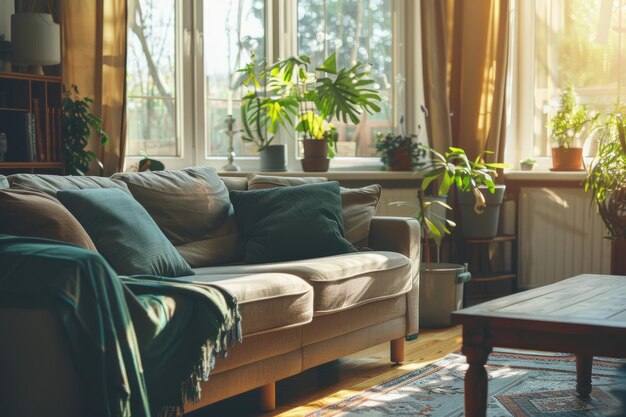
<box><xmin>222</xmin><ymin>115</ymin><xmax>241</xmax><ymax>172</ymax></box>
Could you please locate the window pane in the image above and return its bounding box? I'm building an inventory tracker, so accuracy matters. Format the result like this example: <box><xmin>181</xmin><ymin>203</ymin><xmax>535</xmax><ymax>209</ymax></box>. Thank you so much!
<box><xmin>533</xmin><ymin>0</ymin><xmax>622</xmax><ymax>156</ymax></box>
<box><xmin>203</xmin><ymin>0</ymin><xmax>265</xmax><ymax>158</ymax></box>
<box><xmin>297</xmin><ymin>0</ymin><xmax>394</xmax><ymax>157</ymax></box>
<box><xmin>126</xmin><ymin>0</ymin><xmax>178</xmax><ymax>157</ymax></box>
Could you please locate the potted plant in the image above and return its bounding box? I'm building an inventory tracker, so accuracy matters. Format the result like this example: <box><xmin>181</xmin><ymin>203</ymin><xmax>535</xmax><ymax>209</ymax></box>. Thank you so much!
<box><xmin>239</xmin><ymin>53</ymin><xmax>298</xmax><ymax>172</ymax></box>
<box><xmin>549</xmin><ymin>86</ymin><xmax>594</xmax><ymax>171</ymax></box>
<box><xmin>520</xmin><ymin>158</ymin><xmax>536</xmax><ymax>171</ymax></box>
<box><xmin>61</xmin><ymin>85</ymin><xmax>109</xmax><ymax>175</ymax></box>
<box><xmin>420</xmin><ymin>145</ymin><xmax>510</xmax><ymax>239</ymax></box>
<box><xmin>375</xmin><ymin>117</ymin><xmax>424</xmax><ymax>171</ymax></box>
<box><xmin>584</xmin><ymin>110</ymin><xmax>626</xmax><ymax>240</ymax></box>
<box><xmin>271</xmin><ymin>53</ymin><xmax>381</xmax><ymax>171</ymax></box>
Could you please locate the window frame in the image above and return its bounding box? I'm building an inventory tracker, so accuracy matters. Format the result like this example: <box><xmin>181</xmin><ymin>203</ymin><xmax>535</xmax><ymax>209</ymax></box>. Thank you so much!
<box><xmin>125</xmin><ymin>0</ymin><xmax>425</xmax><ymax>172</ymax></box>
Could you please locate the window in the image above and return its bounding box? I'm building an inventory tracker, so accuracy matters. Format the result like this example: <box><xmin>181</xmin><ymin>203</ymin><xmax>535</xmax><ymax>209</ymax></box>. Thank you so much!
<box><xmin>126</xmin><ymin>0</ymin><xmax>178</xmax><ymax>158</ymax></box>
<box><xmin>511</xmin><ymin>0</ymin><xmax>623</xmax><ymax>165</ymax></box>
<box><xmin>297</xmin><ymin>0</ymin><xmax>397</xmax><ymax>158</ymax></box>
<box><xmin>201</xmin><ymin>0</ymin><xmax>265</xmax><ymax>159</ymax></box>
<box><xmin>126</xmin><ymin>0</ymin><xmax>416</xmax><ymax>170</ymax></box>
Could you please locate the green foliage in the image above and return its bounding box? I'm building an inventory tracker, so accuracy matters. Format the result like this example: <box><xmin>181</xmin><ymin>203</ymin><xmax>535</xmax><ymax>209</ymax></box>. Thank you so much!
<box><xmin>521</xmin><ymin>158</ymin><xmax>536</xmax><ymax>164</ymax></box>
<box><xmin>61</xmin><ymin>85</ymin><xmax>109</xmax><ymax>176</ymax></box>
<box><xmin>138</xmin><ymin>152</ymin><xmax>165</xmax><ymax>171</ymax></box>
<box><xmin>375</xmin><ymin>136</ymin><xmax>424</xmax><ymax>170</ymax></box>
<box><xmin>239</xmin><ymin>53</ymin><xmax>298</xmax><ymax>151</ymax></box>
<box><xmin>420</xmin><ymin>146</ymin><xmax>510</xmax><ymax>204</ymax></box>
<box><xmin>584</xmin><ymin>110</ymin><xmax>626</xmax><ymax>239</ymax></box>
<box><xmin>375</xmin><ymin>116</ymin><xmax>425</xmax><ymax>169</ymax></box>
<box><xmin>254</xmin><ymin>52</ymin><xmax>381</xmax><ymax>157</ymax></box>
<box><xmin>419</xmin><ymin>145</ymin><xmax>509</xmax><ymax>249</ymax></box>
<box><xmin>392</xmin><ymin>145</ymin><xmax>510</xmax><ymax>263</ymax></box>
<box><xmin>550</xmin><ymin>86</ymin><xmax>593</xmax><ymax>148</ymax></box>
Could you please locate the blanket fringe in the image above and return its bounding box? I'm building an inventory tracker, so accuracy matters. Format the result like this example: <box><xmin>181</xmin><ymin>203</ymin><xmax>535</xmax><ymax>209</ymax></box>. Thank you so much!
<box><xmin>159</xmin><ymin>297</ymin><xmax>242</xmax><ymax>417</ymax></box>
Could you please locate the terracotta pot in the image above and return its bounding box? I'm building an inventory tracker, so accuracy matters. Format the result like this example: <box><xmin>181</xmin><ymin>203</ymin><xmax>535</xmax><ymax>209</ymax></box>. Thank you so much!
<box><xmin>301</xmin><ymin>138</ymin><xmax>329</xmax><ymax>172</ymax></box>
<box><xmin>551</xmin><ymin>147</ymin><xmax>584</xmax><ymax>171</ymax></box>
<box><xmin>387</xmin><ymin>147</ymin><xmax>413</xmax><ymax>171</ymax></box>
<box><xmin>302</xmin><ymin>138</ymin><xmax>328</xmax><ymax>158</ymax></box>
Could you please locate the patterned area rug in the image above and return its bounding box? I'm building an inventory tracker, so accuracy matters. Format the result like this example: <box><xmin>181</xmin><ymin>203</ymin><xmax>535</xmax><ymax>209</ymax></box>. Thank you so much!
<box><xmin>305</xmin><ymin>350</ymin><xmax>626</xmax><ymax>417</ymax></box>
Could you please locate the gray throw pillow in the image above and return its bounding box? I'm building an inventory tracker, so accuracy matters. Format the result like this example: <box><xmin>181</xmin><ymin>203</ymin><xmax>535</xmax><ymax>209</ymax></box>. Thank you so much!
<box><xmin>112</xmin><ymin>167</ymin><xmax>244</xmax><ymax>267</ymax></box>
<box><xmin>57</xmin><ymin>188</ymin><xmax>194</xmax><ymax>277</ymax></box>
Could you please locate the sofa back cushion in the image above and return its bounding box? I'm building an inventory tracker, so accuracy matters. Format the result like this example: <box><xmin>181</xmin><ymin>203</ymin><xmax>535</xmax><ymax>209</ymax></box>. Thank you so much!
<box><xmin>112</xmin><ymin>167</ymin><xmax>243</xmax><ymax>267</ymax></box>
<box><xmin>8</xmin><ymin>173</ymin><xmax>129</xmax><ymax>196</ymax></box>
<box><xmin>0</xmin><ymin>175</ymin><xmax>8</xmax><ymax>189</ymax></box>
<box><xmin>247</xmin><ymin>174</ymin><xmax>381</xmax><ymax>249</ymax></box>
<box><xmin>247</xmin><ymin>174</ymin><xmax>327</xmax><ymax>189</ymax></box>
<box><xmin>220</xmin><ymin>176</ymin><xmax>248</xmax><ymax>192</ymax></box>
<box><xmin>57</xmin><ymin>188</ymin><xmax>194</xmax><ymax>277</ymax></box>
<box><xmin>0</xmin><ymin>188</ymin><xmax>97</xmax><ymax>250</ymax></box>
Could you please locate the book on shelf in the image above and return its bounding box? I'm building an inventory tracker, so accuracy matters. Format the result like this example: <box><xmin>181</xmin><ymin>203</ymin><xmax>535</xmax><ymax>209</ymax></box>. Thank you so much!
<box><xmin>23</xmin><ymin>112</ymin><xmax>36</xmax><ymax>162</ymax></box>
<box><xmin>51</xmin><ymin>106</ymin><xmax>59</xmax><ymax>162</ymax></box>
<box><xmin>32</xmin><ymin>98</ymin><xmax>46</xmax><ymax>161</ymax></box>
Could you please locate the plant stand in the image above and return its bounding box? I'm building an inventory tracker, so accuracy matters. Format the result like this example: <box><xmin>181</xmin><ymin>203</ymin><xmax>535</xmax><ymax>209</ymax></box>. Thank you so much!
<box><xmin>454</xmin><ymin>235</ymin><xmax>517</xmax><ymax>307</ymax></box>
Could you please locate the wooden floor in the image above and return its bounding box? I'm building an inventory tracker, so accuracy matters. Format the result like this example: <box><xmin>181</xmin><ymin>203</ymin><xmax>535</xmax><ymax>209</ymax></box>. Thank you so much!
<box><xmin>189</xmin><ymin>326</ymin><xmax>462</xmax><ymax>417</ymax></box>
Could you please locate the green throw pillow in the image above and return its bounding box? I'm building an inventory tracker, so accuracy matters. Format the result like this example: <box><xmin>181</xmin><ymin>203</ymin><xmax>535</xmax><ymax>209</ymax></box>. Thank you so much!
<box><xmin>57</xmin><ymin>188</ymin><xmax>194</xmax><ymax>277</ymax></box>
<box><xmin>229</xmin><ymin>181</ymin><xmax>357</xmax><ymax>264</ymax></box>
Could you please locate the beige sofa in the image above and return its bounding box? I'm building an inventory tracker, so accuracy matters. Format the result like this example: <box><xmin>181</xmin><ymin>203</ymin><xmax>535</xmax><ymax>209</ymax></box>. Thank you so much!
<box><xmin>0</xmin><ymin>169</ymin><xmax>420</xmax><ymax>416</ymax></box>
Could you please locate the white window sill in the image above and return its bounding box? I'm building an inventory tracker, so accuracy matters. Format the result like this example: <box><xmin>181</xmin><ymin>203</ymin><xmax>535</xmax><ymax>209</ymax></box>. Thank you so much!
<box><xmin>504</xmin><ymin>170</ymin><xmax>588</xmax><ymax>182</ymax></box>
<box><xmin>219</xmin><ymin>170</ymin><xmax>423</xmax><ymax>181</ymax></box>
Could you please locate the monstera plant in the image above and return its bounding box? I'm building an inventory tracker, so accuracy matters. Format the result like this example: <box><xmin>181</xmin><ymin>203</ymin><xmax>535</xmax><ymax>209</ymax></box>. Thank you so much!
<box><xmin>272</xmin><ymin>53</ymin><xmax>381</xmax><ymax>171</ymax></box>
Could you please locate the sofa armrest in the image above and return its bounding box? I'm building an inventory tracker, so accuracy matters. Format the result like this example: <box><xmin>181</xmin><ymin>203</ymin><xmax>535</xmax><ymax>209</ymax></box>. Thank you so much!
<box><xmin>368</xmin><ymin>216</ymin><xmax>421</xmax><ymax>336</ymax></box>
<box><xmin>369</xmin><ymin>216</ymin><xmax>420</xmax><ymax>261</ymax></box>
<box><xmin>0</xmin><ymin>308</ymin><xmax>85</xmax><ymax>417</ymax></box>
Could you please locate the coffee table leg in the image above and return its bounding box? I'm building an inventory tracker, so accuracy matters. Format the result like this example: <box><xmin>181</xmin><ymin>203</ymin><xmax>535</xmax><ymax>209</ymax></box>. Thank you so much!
<box><xmin>576</xmin><ymin>354</ymin><xmax>593</xmax><ymax>397</ymax></box>
<box><xmin>462</xmin><ymin>345</ymin><xmax>492</xmax><ymax>417</ymax></box>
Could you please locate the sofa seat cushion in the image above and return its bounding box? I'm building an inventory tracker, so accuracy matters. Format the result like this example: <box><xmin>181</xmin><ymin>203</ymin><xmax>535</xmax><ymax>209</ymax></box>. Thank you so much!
<box><xmin>193</xmin><ymin>251</ymin><xmax>412</xmax><ymax>314</ymax></box>
<box><xmin>182</xmin><ymin>272</ymin><xmax>313</xmax><ymax>335</ymax></box>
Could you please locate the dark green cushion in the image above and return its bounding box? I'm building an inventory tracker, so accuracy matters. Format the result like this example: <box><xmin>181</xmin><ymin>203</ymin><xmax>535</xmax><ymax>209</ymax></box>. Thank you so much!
<box><xmin>57</xmin><ymin>188</ymin><xmax>194</xmax><ymax>277</ymax></box>
<box><xmin>229</xmin><ymin>181</ymin><xmax>357</xmax><ymax>264</ymax></box>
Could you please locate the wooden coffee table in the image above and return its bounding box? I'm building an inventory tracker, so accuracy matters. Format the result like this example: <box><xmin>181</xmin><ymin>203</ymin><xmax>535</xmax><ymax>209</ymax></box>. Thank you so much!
<box><xmin>451</xmin><ymin>274</ymin><xmax>626</xmax><ymax>417</ymax></box>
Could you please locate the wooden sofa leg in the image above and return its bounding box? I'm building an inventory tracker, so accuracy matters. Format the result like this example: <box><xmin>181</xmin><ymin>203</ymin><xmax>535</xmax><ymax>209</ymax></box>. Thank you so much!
<box><xmin>259</xmin><ymin>381</ymin><xmax>276</xmax><ymax>411</ymax></box>
<box><xmin>390</xmin><ymin>337</ymin><xmax>404</xmax><ymax>363</ymax></box>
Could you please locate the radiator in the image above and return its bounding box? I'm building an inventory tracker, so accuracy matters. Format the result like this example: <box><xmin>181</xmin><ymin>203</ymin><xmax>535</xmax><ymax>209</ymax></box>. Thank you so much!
<box><xmin>518</xmin><ymin>187</ymin><xmax>611</xmax><ymax>289</ymax></box>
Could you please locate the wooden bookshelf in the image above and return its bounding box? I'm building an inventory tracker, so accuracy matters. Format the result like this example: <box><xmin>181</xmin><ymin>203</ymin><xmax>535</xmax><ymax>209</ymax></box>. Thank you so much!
<box><xmin>0</xmin><ymin>71</ymin><xmax>63</xmax><ymax>174</ymax></box>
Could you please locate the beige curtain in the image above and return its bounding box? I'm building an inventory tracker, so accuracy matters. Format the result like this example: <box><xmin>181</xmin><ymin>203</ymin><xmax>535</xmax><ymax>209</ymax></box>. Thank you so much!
<box><xmin>421</xmin><ymin>0</ymin><xmax>510</xmax><ymax>163</ymax></box>
<box><xmin>62</xmin><ymin>0</ymin><xmax>127</xmax><ymax>176</ymax></box>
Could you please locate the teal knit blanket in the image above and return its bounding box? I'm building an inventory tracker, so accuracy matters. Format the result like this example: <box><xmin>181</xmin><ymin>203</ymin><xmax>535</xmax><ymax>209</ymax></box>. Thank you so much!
<box><xmin>0</xmin><ymin>235</ymin><xmax>241</xmax><ymax>417</ymax></box>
